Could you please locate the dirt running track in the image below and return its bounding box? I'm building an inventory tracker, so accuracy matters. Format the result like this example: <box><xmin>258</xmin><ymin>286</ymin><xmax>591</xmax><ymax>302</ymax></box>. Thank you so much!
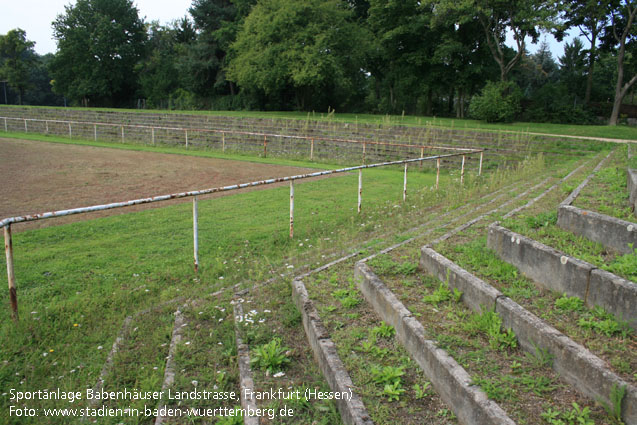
<box><xmin>0</xmin><ymin>138</ymin><xmax>324</xmax><ymax>232</ymax></box>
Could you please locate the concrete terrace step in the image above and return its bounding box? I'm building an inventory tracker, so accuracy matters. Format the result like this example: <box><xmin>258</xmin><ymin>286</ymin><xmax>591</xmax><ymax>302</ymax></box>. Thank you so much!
<box><xmin>419</xmin><ymin>246</ymin><xmax>637</xmax><ymax>425</ymax></box>
<box><xmin>487</xmin><ymin>223</ymin><xmax>637</xmax><ymax>331</ymax></box>
<box><xmin>557</xmin><ymin>204</ymin><xmax>637</xmax><ymax>255</ymax></box>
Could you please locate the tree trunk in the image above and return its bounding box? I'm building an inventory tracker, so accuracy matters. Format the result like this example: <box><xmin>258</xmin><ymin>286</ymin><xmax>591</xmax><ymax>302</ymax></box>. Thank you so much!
<box><xmin>610</xmin><ymin>2</ymin><xmax>637</xmax><ymax>125</ymax></box>
<box><xmin>585</xmin><ymin>32</ymin><xmax>597</xmax><ymax>105</ymax></box>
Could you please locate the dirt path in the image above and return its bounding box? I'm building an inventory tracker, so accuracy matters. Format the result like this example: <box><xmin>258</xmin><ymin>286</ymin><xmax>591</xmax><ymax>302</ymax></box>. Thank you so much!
<box><xmin>0</xmin><ymin>138</ymin><xmax>323</xmax><ymax>231</ymax></box>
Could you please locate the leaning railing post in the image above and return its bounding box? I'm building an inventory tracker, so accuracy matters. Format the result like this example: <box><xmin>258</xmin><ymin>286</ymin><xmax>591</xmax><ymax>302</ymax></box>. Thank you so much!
<box><xmin>289</xmin><ymin>180</ymin><xmax>294</xmax><ymax>238</ymax></box>
<box><xmin>193</xmin><ymin>197</ymin><xmax>199</xmax><ymax>273</ymax></box>
<box><xmin>4</xmin><ymin>225</ymin><xmax>18</xmax><ymax>321</ymax></box>
<box><xmin>460</xmin><ymin>155</ymin><xmax>466</xmax><ymax>184</ymax></box>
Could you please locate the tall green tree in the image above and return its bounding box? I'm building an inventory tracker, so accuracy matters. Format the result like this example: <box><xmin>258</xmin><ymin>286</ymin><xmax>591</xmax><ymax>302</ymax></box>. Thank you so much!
<box><xmin>366</xmin><ymin>0</ymin><xmax>436</xmax><ymax>114</ymax></box>
<box><xmin>50</xmin><ymin>0</ymin><xmax>146</xmax><ymax>107</ymax></box>
<box><xmin>0</xmin><ymin>28</ymin><xmax>36</xmax><ymax>105</ymax></box>
<box><xmin>603</xmin><ymin>0</ymin><xmax>637</xmax><ymax>124</ymax></box>
<box><xmin>186</xmin><ymin>0</ymin><xmax>256</xmax><ymax>99</ymax></box>
<box><xmin>563</xmin><ymin>0</ymin><xmax>613</xmax><ymax>105</ymax></box>
<box><xmin>431</xmin><ymin>0</ymin><xmax>562</xmax><ymax>81</ymax></box>
<box><xmin>227</xmin><ymin>0</ymin><xmax>368</xmax><ymax>110</ymax></box>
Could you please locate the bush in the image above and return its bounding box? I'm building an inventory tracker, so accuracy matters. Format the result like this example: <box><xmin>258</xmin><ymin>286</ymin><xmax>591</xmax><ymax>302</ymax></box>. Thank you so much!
<box><xmin>469</xmin><ymin>81</ymin><xmax>522</xmax><ymax>123</ymax></box>
<box><xmin>521</xmin><ymin>83</ymin><xmax>596</xmax><ymax>124</ymax></box>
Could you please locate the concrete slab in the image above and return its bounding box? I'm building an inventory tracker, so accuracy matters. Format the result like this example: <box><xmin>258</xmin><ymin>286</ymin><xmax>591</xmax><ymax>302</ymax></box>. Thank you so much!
<box><xmin>419</xmin><ymin>247</ymin><xmax>637</xmax><ymax>424</ymax></box>
<box><xmin>355</xmin><ymin>262</ymin><xmax>515</xmax><ymax>425</ymax></box>
<box><xmin>487</xmin><ymin>224</ymin><xmax>637</xmax><ymax>331</ymax></box>
<box><xmin>291</xmin><ymin>279</ymin><xmax>373</xmax><ymax>425</ymax></box>
<box><xmin>487</xmin><ymin>224</ymin><xmax>593</xmax><ymax>300</ymax></box>
<box><xmin>557</xmin><ymin>205</ymin><xmax>637</xmax><ymax>254</ymax></box>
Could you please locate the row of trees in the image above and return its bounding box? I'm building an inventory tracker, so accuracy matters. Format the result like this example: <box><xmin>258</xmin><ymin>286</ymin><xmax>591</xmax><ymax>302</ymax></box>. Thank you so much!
<box><xmin>1</xmin><ymin>0</ymin><xmax>637</xmax><ymax>125</ymax></box>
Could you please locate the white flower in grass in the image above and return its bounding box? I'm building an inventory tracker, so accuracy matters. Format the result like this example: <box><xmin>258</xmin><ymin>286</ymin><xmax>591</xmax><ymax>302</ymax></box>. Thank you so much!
<box><xmin>185</xmin><ymin>341</ymin><xmax>191</xmax><ymax>345</ymax></box>
<box><xmin>97</xmin><ymin>346</ymin><xmax>103</xmax><ymax>350</ymax></box>
<box><xmin>191</xmin><ymin>380</ymin><xmax>198</xmax><ymax>387</ymax></box>
<box><xmin>273</xmin><ymin>372</ymin><xmax>285</xmax><ymax>378</ymax></box>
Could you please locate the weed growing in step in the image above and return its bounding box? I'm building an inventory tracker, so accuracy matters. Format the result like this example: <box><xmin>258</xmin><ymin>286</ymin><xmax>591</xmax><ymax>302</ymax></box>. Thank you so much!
<box><xmin>250</xmin><ymin>338</ymin><xmax>290</xmax><ymax>374</ymax></box>
<box><xmin>554</xmin><ymin>294</ymin><xmax>584</xmax><ymax>312</ymax></box>
<box><xmin>525</xmin><ymin>211</ymin><xmax>557</xmax><ymax>229</ymax></box>
<box><xmin>413</xmin><ymin>382</ymin><xmax>432</xmax><ymax>399</ymax></box>
<box><xmin>371</xmin><ymin>365</ymin><xmax>406</xmax><ymax>401</ymax></box>
<box><xmin>371</xmin><ymin>322</ymin><xmax>395</xmax><ymax>339</ymax></box>
<box><xmin>525</xmin><ymin>343</ymin><xmax>555</xmax><ymax>368</ymax></box>
<box><xmin>463</xmin><ymin>310</ymin><xmax>518</xmax><ymax>351</ymax></box>
<box><xmin>423</xmin><ymin>282</ymin><xmax>463</xmax><ymax>306</ymax></box>
<box><xmin>541</xmin><ymin>403</ymin><xmax>595</xmax><ymax>425</ymax></box>
<box><xmin>331</xmin><ymin>286</ymin><xmax>362</xmax><ymax>309</ymax></box>
<box><xmin>578</xmin><ymin>307</ymin><xmax>632</xmax><ymax>338</ymax></box>
<box><xmin>598</xmin><ymin>383</ymin><xmax>627</xmax><ymax>425</ymax></box>
<box><xmin>368</xmin><ymin>255</ymin><xmax>418</xmax><ymax>276</ymax></box>
<box><xmin>603</xmin><ymin>246</ymin><xmax>637</xmax><ymax>282</ymax></box>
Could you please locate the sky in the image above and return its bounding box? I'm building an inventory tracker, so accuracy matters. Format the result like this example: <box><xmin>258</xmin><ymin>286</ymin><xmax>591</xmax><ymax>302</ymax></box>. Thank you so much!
<box><xmin>2</xmin><ymin>0</ymin><xmax>580</xmax><ymax>60</ymax></box>
<box><xmin>0</xmin><ymin>0</ymin><xmax>193</xmax><ymax>55</ymax></box>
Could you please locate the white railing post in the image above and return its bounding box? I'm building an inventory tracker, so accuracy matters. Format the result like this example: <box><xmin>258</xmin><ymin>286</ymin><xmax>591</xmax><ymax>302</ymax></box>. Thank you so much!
<box><xmin>222</xmin><ymin>132</ymin><xmax>225</xmax><ymax>152</ymax></box>
<box><xmin>461</xmin><ymin>155</ymin><xmax>465</xmax><ymax>185</ymax></box>
<box><xmin>358</xmin><ymin>169</ymin><xmax>362</xmax><ymax>213</ymax></box>
<box><xmin>436</xmin><ymin>158</ymin><xmax>440</xmax><ymax>190</ymax></box>
<box><xmin>121</xmin><ymin>126</ymin><xmax>124</xmax><ymax>143</ymax></box>
<box><xmin>4</xmin><ymin>118</ymin><xmax>8</xmax><ymax>132</ymax></box>
<box><xmin>479</xmin><ymin>152</ymin><xmax>483</xmax><ymax>176</ymax></box>
<box><xmin>185</xmin><ymin>130</ymin><xmax>188</xmax><ymax>148</ymax></box>
<box><xmin>24</xmin><ymin>119</ymin><xmax>27</xmax><ymax>133</ymax></box>
<box><xmin>45</xmin><ymin>120</ymin><xmax>49</xmax><ymax>134</ymax></box>
<box><xmin>193</xmin><ymin>196</ymin><xmax>199</xmax><ymax>273</ymax></box>
<box><xmin>68</xmin><ymin>123</ymin><xmax>72</xmax><ymax>139</ymax></box>
<box><xmin>289</xmin><ymin>180</ymin><xmax>294</xmax><ymax>238</ymax></box>
<box><xmin>4</xmin><ymin>225</ymin><xmax>18</xmax><ymax>321</ymax></box>
<box><xmin>310</xmin><ymin>139</ymin><xmax>314</xmax><ymax>161</ymax></box>
<box><xmin>94</xmin><ymin>124</ymin><xmax>97</xmax><ymax>141</ymax></box>
<box><xmin>152</xmin><ymin>127</ymin><xmax>155</xmax><ymax>145</ymax></box>
<box><xmin>403</xmin><ymin>163</ymin><xmax>408</xmax><ymax>201</ymax></box>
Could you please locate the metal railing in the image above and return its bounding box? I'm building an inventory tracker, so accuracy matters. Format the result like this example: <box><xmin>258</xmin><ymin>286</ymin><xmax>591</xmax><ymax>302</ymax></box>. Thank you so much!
<box><xmin>1</xmin><ymin>128</ymin><xmax>483</xmax><ymax>320</ymax></box>
<box><xmin>1</xmin><ymin>116</ymin><xmax>479</xmax><ymax>163</ymax></box>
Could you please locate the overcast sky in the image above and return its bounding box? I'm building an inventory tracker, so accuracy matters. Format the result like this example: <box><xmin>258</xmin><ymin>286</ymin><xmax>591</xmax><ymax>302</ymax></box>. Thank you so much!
<box><xmin>0</xmin><ymin>0</ymin><xmax>193</xmax><ymax>55</ymax></box>
<box><xmin>2</xmin><ymin>0</ymin><xmax>578</xmax><ymax>60</ymax></box>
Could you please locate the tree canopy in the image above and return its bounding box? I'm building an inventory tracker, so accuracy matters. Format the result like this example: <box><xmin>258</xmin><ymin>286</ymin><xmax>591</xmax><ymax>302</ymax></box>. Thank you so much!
<box><xmin>50</xmin><ymin>0</ymin><xmax>146</xmax><ymax>107</ymax></box>
<box><xmin>4</xmin><ymin>0</ymin><xmax>637</xmax><ymax>126</ymax></box>
<box><xmin>0</xmin><ymin>28</ymin><xmax>36</xmax><ymax>105</ymax></box>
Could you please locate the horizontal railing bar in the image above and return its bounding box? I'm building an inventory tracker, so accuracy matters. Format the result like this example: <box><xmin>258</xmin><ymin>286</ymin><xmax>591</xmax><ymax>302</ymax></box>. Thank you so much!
<box><xmin>0</xmin><ymin>151</ymin><xmax>482</xmax><ymax>229</ymax></box>
<box><xmin>0</xmin><ymin>116</ymin><xmax>477</xmax><ymax>152</ymax></box>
